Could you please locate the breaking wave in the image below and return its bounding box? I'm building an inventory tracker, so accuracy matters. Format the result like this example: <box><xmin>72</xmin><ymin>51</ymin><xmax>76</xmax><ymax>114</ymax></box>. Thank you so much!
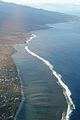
<box><xmin>25</xmin><ymin>34</ymin><xmax>75</xmax><ymax>120</ymax></box>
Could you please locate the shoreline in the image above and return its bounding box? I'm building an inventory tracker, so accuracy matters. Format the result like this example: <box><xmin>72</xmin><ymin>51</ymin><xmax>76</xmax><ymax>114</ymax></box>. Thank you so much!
<box><xmin>12</xmin><ymin>33</ymin><xmax>68</xmax><ymax>120</ymax></box>
<box><xmin>12</xmin><ymin>32</ymin><xmax>73</xmax><ymax>120</ymax></box>
<box><xmin>0</xmin><ymin>22</ymin><xmax>75</xmax><ymax>119</ymax></box>
<box><xmin>0</xmin><ymin>32</ymin><xmax>29</xmax><ymax>120</ymax></box>
<box><xmin>14</xmin><ymin>67</ymin><xmax>25</xmax><ymax>120</ymax></box>
<box><xmin>12</xmin><ymin>33</ymin><xmax>70</xmax><ymax>120</ymax></box>
<box><xmin>14</xmin><ymin>41</ymin><xmax>67</xmax><ymax>120</ymax></box>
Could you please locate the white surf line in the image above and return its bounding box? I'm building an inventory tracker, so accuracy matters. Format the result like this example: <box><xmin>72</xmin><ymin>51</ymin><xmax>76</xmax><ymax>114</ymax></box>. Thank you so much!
<box><xmin>25</xmin><ymin>34</ymin><xmax>75</xmax><ymax>120</ymax></box>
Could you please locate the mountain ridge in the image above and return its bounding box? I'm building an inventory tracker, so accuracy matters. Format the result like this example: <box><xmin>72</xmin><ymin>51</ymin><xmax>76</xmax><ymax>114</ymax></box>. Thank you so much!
<box><xmin>0</xmin><ymin>1</ymin><xmax>79</xmax><ymax>32</ymax></box>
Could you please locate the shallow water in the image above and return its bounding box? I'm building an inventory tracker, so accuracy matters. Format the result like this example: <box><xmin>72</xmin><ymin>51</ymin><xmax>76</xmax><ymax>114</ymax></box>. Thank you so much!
<box><xmin>12</xmin><ymin>21</ymin><xmax>80</xmax><ymax>120</ymax></box>
<box><xmin>12</xmin><ymin>44</ymin><xmax>67</xmax><ymax>120</ymax></box>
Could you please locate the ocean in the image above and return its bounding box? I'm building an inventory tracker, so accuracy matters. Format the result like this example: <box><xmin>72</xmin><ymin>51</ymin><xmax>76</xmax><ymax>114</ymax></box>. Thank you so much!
<box><xmin>12</xmin><ymin>21</ymin><xmax>80</xmax><ymax>120</ymax></box>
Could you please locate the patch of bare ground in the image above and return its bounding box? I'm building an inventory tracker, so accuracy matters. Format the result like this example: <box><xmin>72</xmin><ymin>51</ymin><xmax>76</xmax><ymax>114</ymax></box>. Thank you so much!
<box><xmin>0</xmin><ymin>32</ymin><xmax>29</xmax><ymax>120</ymax></box>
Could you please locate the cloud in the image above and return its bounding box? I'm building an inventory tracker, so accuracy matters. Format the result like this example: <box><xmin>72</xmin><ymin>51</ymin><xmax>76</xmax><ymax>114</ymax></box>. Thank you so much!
<box><xmin>2</xmin><ymin>0</ymin><xmax>80</xmax><ymax>5</ymax></box>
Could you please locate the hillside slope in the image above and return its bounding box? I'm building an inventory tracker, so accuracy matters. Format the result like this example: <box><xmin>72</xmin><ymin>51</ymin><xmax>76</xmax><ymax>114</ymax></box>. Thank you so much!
<box><xmin>0</xmin><ymin>1</ymin><xmax>79</xmax><ymax>32</ymax></box>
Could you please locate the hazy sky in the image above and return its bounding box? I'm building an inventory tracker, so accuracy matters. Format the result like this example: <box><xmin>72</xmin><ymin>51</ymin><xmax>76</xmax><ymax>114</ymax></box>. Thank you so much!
<box><xmin>2</xmin><ymin>0</ymin><xmax>80</xmax><ymax>5</ymax></box>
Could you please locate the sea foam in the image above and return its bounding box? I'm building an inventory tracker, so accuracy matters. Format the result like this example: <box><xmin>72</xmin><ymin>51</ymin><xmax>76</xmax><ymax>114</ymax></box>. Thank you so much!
<box><xmin>25</xmin><ymin>34</ymin><xmax>75</xmax><ymax>120</ymax></box>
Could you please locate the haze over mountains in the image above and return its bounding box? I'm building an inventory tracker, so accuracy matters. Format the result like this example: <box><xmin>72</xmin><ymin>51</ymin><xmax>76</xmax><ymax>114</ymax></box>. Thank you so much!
<box><xmin>0</xmin><ymin>1</ymin><xmax>79</xmax><ymax>32</ymax></box>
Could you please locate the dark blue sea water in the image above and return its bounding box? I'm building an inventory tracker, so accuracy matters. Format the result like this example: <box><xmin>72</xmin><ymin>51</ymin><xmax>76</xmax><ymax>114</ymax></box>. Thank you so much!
<box><xmin>28</xmin><ymin>21</ymin><xmax>80</xmax><ymax>120</ymax></box>
<box><xmin>13</xmin><ymin>21</ymin><xmax>80</xmax><ymax>120</ymax></box>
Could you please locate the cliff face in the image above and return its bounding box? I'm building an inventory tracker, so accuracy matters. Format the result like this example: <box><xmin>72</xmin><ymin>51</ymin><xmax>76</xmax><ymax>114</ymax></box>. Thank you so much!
<box><xmin>0</xmin><ymin>1</ymin><xmax>79</xmax><ymax>32</ymax></box>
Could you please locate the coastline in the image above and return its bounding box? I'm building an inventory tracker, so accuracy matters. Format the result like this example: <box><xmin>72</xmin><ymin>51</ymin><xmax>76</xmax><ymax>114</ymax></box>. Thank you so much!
<box><xmin>12</xmin><ymin>33</ymin><xmax>70</xmax><ymax>120</ymax></box>
<box><xmin>12</xmin><ymin>34</ymin><xmax>31</xmax><ymax>120</ymax></box>
<box><xmin>0</xmin><ymin>23</ymin><xmax>75</xmax><ymax>120</ymax></box>
<box><xmin>14</xmin><ymin>67</ymin><xmax>25</xmax><ymax>120</ymax></box>
<box><xmin>0</xmin><ymin>2</ymin><xmax>79</xmax><ymax>119</ymax></box>
<box><xmin>0</xmin><ymin>32</ymin><xmax>29</xmax><ymax>120</ymax></box>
